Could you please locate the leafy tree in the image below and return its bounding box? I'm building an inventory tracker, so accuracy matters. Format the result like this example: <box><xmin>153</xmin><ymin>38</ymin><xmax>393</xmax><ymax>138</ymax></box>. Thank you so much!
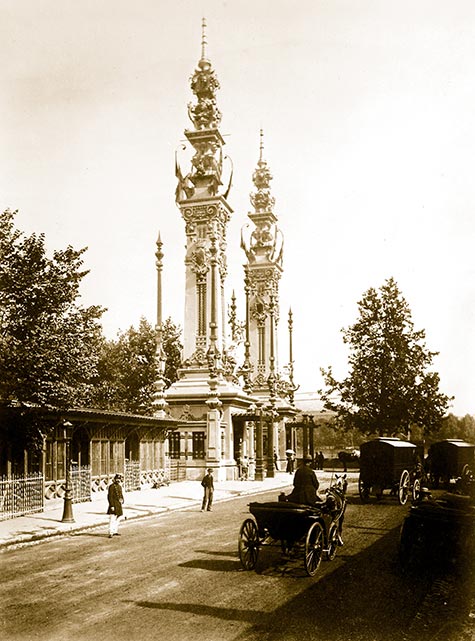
<box><xmin>319</xmin><ymin>277</ymin><xmax>452</xmax><ymax>437</ymax></box>
<box><xmin>0</xmin><ymin>209</ymin><xmax>105</xmax><ymax>452</ymax></box>
<box><xmin>433</xmin><ymin>413</ymin><xmax>475</xmax><ymax>442</ymax></box>
<box><xmin>92</xmin><ymin>316</ymin><xmax>182</xmax><ymax>414</ymax></box>
<box><xmin>0</xmin><ymin>209</ymin><xmax>105</xmax><ymax>412</ymax></box>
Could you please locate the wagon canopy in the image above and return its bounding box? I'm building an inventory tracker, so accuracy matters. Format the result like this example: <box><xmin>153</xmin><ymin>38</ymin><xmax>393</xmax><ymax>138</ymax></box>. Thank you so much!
<box><xmin>428</xmin><ymin>439</ymin><xmax>475</xmax><ymax>477</ymax></box>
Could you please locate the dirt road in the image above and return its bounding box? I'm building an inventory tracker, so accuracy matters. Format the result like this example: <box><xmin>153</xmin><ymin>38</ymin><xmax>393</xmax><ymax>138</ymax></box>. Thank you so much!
<box><xmin>1</xmin><ymin>489</ymin><xmax>473</xmax><ymax>641</ymax></box>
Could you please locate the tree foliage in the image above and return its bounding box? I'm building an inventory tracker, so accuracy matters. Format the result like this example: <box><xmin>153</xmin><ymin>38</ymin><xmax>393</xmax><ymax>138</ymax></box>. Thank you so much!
<box><xmin>319</xmin><ymin>278</ymin><xmax>452</xmax><ymax>437</ymax></box>
<box><xmin>433</xmin><ymin>413</ymin><xmax>475</xmax><ymax>443</ymax></box>
<box><xmin>0</xmin><ymin>209</ymin><xmax>105</xmax><ymax>411</ymax></box>
<box><xmin>91</xmin><ymin>316</ymin><xmax>182</xmax><ymax>414</ymax></box>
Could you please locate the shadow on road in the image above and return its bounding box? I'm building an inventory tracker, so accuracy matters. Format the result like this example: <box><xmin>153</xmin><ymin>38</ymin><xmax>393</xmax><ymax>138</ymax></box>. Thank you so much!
<box><xmin>178</xmin><ymin>558</ymin><xmax>240</xmax><ymax>572</ymax></box>
<box><xmin>132</xmin><ymin>523</ymin><xmax>472</xmax><ymax>641</ymax></box>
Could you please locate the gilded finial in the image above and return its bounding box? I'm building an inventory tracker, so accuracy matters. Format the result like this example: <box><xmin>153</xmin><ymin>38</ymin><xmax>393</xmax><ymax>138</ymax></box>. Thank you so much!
<box><xmin>259</xmin><ymin>128</ymin><xmax>264</xmax><ymax>162</ymax></box>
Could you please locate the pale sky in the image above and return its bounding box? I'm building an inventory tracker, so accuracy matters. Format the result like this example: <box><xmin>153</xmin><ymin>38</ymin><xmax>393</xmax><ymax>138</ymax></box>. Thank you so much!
<box><xmin>1</xmin><ymin>1</ymin><xmax>474</xmax><ymax>416</ymax></box>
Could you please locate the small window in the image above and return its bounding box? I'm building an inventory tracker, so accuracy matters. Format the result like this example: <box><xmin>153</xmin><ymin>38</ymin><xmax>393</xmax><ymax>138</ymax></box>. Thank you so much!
<box><xmin>169</xmin><ymin>432</ymin><xmax>181</xmax><ymax>459</ymax></box>
<box><xmin>192</xmin><ymin>432</ymin><xmax>206</xmax><ymax>459</ymax></box>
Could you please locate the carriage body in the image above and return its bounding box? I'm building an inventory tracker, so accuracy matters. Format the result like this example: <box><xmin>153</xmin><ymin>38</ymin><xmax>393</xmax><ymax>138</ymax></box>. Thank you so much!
<box><xmin>427</xmin><ymin>439</ymin><xmax>475</xmax><ymax>488</ymax></box>
<box><xmin>399</xmin><ymin>492</ymin><xmax>475</xmax><ymax>570</ymax></box>
<box><xmin>249</xmin><ymin>501</ymin><xmax>332</xmax><ymax>544</ymax></box>
<box><xmin>358</xmin><ymin>437</ymin><xmax>420</xmax><ymax>504</ymax></box>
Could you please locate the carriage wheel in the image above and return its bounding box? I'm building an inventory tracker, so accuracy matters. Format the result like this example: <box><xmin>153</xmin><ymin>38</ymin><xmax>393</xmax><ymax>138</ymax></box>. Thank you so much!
<box><xmin>398</xmin><ymin>470</ymin><xmax>410</xmax><ymax>505</ymax></box>
<box><xmin>326</xmin><ymin>523</ymin><xmax>339</xmax><ymax>561</ymax></box>
<box><xmin>358</xmin><ymin>477</ymin><xmax>370</xmax><ymax>503</ymax></box>
<box><xmin>412</xmin><ymin>477</ymin><xmax>421</xmax><ymax>502</ymax></box>
<box><xmin>304</xmin><ymin>521</ymin><xmax>324</xmax><ymax>576</ymax></box>
<box><xmin>238</xmin><ymin>519</ymin><xmax>260</xmax><ymax>570</ymax></box>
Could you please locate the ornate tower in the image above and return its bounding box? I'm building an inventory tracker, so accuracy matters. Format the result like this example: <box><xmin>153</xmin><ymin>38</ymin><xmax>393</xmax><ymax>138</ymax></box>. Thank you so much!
<box><xmin>165</xmin><ymin>21</ymin><xmax>252</xmax><ymax>481</ymax></box>
<box><xmin>241</xmin><ymin>131</ymin><xmax>284</xmax><ymax>402</ymax></box>
<box><xmin>171</xmin><ymin>20</ymin><xmax>233</xmax><ymax>389</ymax></box>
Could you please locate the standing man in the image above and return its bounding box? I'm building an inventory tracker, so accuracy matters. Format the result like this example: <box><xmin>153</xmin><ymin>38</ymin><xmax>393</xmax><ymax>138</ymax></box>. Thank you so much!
<box><xmin>201</xmin><ymin>467</ymin><xmax>214</xmax><ymax>512</ymax></box>
<box><xmin>107</xmin><ymin>473</ymin><xmax>124</xmax><ymax>538</ymax></box>
<box><xmin>286</xmin><ymin>452</ymin><xmax>295</xmax><ymax>474</ymax></box>
<box><xmin>318</xmin><ymin>451</ymin><xmax>325</xmax><ymax>470</ymax></box>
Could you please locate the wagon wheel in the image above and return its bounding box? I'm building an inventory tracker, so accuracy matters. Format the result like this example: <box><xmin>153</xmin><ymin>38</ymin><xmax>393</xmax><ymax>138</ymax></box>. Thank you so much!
<box><xmin>304</xmin><ymin>521</ymin><xmax>324</xmax><ymax>576</ymax></box>
<box><xmin>326</xmin><ymin>523</ymin><xmax>339</xmax><ymax>561</ymax></box>
<box><xmin>238</xmin><ymin>519</ymin><xmax>260</xmax><ymax>570</ymax></box>
<box><xmin>461</xmin><ymin>464</ymin><xmax>473</xmax><ymax>481</ymax></box>
<box><xmin>398</xmin><ymin>470</ymin><xmax>410</xmax><ymax>505</ymax></box>
<box><xmin>358</xmin><ymin>477</ymin><xmax>370</xmax><ymax>503</ymax></box>
<box><xmin>412</xmin><ymin>477</ymin><xmax>421</xmax><ymax>502</ymax></box>
<box><xmin>460</xmin><ymin>464</ymin><xmax>474</xmax><ymax>495</ymax></box>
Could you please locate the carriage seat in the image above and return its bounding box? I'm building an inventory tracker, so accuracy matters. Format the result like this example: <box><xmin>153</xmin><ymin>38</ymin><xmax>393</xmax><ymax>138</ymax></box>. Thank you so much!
<box><xmin>278</xmin><ymin>492</ymin><xmax>327</xmax><ymax>510</ymax></box>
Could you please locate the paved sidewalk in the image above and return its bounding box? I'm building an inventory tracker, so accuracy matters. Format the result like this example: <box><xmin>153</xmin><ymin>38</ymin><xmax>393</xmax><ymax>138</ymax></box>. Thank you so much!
<box><xmin>0</xmin><ymin>470</ymin><xmax>357</xmax><ymax>550</ymax></box>
<box><xmin>0</xmin><ymin>472</ymin><xmax>292</xmax><ymax>550</ymax></box>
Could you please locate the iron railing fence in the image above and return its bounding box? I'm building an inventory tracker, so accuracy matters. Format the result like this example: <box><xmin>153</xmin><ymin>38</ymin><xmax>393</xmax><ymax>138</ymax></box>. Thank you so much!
<box><xmin>0</xmin><ymin>473</ymin><xmax>44</xmax><ymax>521</ymax></box>
<box><xmin>124</xmin><ymin>460</ymin><xmax>140</xmax><ymax>492</ymax></box>
<box><xmin>71</xmin><ymin>464</ymin><xmax>92</xmax><ymax>503</ymax></box>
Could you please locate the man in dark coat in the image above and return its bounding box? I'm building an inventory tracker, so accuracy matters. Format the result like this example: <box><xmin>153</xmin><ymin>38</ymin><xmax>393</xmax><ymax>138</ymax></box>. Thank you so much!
<box><xmin>201</xmin><ymin>468</ymin><xmax>214</xmax><ymax>511</ymax></box>
<box><xmin>287</xmin><ymin>455</ymin><xmax>320</xmax><ymax>505</ymax></box>
<box><xmin>107</xmin><ymin>474</ymin><xmax>124</xmax><ymax>538</ymax></box>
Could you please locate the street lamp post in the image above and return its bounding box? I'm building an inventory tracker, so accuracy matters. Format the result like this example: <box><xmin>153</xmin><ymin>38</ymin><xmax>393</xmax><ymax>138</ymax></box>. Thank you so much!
<box><xmin>255</xmin><ymin>404</ymin><xmax>265</xmax><ymax>481</ymax></box>
<box><xmin>61</xmin><ymin>421</ymin><xmax>75</xmax><ymax>523</ymax></box>
<box><xmin>266</xmin><ymin>408</ymin><xmax>275</xmax><ymax>479</ymax></box>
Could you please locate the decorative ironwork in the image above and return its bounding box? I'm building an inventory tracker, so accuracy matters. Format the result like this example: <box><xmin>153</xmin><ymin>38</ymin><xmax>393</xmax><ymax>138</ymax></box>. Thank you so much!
<box><xmin>71</xmin><ymin>464</ymin><xmax>92</xmax><ymax>503</ymax></box>
<box><xmin>124</xmin><ymin>460</ymin><xmax>141</xmax><ymax>492</ymax></box>
<box><xmin>0</xmin><ymin>473</ymin><xmax>44</xmax><ymax>521</ymax></box>
<box><xmin>140</xmin><ymin>468</ymin><xmax>170</xmax><ymax>488</ymax></box>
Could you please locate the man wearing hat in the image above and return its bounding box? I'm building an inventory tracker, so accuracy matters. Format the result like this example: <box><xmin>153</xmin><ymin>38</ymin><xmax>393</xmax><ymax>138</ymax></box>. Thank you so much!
<box><xmin>107</xmin><ymin>474</ymin><xmax>124</xmax><ymax>538</ymax></box>
<box><xmin>200</xmin><ymin>467</ymin><xmax>214</xmax><ymax>512</ymax></box>
<box><xmin>287</xmin><ymin>454</ymin><xmax>320</xmax><ymax>505</ymax></box>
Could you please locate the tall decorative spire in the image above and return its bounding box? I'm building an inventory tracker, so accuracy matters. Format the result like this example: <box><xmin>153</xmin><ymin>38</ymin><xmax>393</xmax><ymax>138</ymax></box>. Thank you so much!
<box><xmin>240</xmin><ymin>131</ymin><xmax>285</xmax><ymax>396</ymax></box>
<box><xmin>187</xmin><ymin>18</ymin><xmax>221</xmax><ymax>131</ymax></box>
<box><xmin>250</xmin><ymin>129</ymin><xmax>275</xmax><ymax>214</ymax></box>
<box><xmin>201</xmin><ymin>17</ymin><xmax>207</xmax><ymax>61</ymax></box>
<box><xmin>152</xmin><ymin>232</ymin><xmax>168</xmax><ymax>416</ymax></box>
<box><xmin>174</xmin><ymin>19</ymin><xmax>229</xmax><ymax>202</ymax></box>
<box><xmin>170</xmin><ymin>21</ymin><xmax>233</xmax><ymax>381</ymax></box>
<box><xmin>241</xmin><ymin>130</ymin><xmax>283</xmax><ymax>267</ymax></box>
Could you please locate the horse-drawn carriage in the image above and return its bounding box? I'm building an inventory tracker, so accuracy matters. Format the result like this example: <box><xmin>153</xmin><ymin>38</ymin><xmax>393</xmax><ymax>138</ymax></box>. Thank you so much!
<box><xmin>399</xmin><ymin>488</ymin><xmax>475</xmax><ymax>571</ymax></box>
<box><xmin>238</xmin><ymin>475</ymin><xmax>347</xmax><ymax>577</ymax></box>
<box><xmin>426</xmin><ymin>439</ymin><xmax>475</xmax><ymax>490</ymax></box>
<box><xmin>358</xmin><ymin>437</ymin><xmax>423</xmax><ymax>505</ymax></box>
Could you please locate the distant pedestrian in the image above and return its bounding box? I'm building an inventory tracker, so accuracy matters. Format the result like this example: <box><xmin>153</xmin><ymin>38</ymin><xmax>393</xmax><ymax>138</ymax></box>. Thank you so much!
<box><xmin>286</xmin><ymin>452</ymin><xmax>295</xmax><ymax>474</ymax></box>
<box><xmin>318</xmin><ymin>451</ymin><xmax>325</xmax><ymax>470</ymax></box>
<box><xmin>107</xmin><ymin>474</ymin><xmax>124</xmax><ymax>538</ymax></box>
<box><xmin>273</xmin><ymin>450</ymin><xmax>279</xmax><ymax>471</ymax></box>
<box><xmin>201</xmin><ymin>468</ymin><xmax>214</xmax><ymax>511</ymax></box>
<box><xmin>236</xmin><ymin>455</ymin><xmax>242</xmax><ymax>479</ymax></box>
<box><xmin>241</xmin><ymin>456</ymin><xmax>249</xmax><ymax>481</ymax></box>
